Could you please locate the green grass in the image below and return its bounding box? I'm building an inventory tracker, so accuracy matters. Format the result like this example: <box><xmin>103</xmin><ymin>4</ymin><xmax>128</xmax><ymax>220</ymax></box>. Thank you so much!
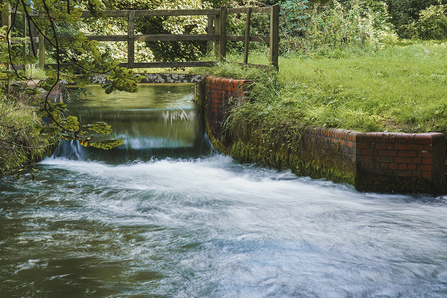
<box><xmin>24</xmin><ymin>64</ymin><xmax>48</xmax><ymax>80</ymax></box>
<box><xmin>201</xmin><ymin>41</ymin><xmax>447</xmax><ymax>134</ymax></box>
<box><xmin>279</xmin><ymin>41</ymin><xmax>447</xmax><ymax>132</ymax></box>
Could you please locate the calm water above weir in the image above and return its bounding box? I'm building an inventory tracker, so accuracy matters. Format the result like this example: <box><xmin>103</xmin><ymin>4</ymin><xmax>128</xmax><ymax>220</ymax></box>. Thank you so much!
<box><xmin>2</xmin><ymin>84</ymin><xmax>447</xmax><ymax>297</ymax></box>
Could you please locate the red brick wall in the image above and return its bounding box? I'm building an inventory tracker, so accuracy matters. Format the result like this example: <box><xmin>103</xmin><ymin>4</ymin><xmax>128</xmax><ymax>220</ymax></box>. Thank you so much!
<box><xmin>300</xmin><ymin>127</ymin><xmax>358</xmax><ymax>174</ymax></box>
<box><xmin>205</xmin><ymin>76</ymin><xmax>252</xmax><ymax>140</ymax></box>
<box><xmin>204</xmin><ymin>76</ymin><xmax>446</xmax><ymax>194</ymax></box>
<box><xmin>355</xmin><ymin>132</ymin><xmax>445</xmax><ymax>193</ymax></box>
<box><xmin>43</xmin><ymin>82</ymin><xmax>63</xmax><ymax>102</ymax></box>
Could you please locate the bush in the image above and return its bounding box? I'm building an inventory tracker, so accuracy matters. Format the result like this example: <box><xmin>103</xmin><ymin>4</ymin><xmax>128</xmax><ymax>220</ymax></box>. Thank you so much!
<box><xmin>279</xmin><ymin>0</ymin><xmax>396</xmax><ymax>55</ymax></box>
<box><xmin>385</xmin><ymin>0</ymin><xmax>447</xmax><ymax>37</ymax></box>
<box><xmin>405</xmin><ymin>5</ymin><xmax>447</xmax><ymax>40</ymax></box>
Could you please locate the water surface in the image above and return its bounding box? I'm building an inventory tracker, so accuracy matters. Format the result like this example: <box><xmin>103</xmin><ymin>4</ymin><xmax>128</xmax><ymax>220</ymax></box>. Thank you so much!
<box><xmin>1</xmin><ymin>84</ymin><xmax>447</xmax><ymax>297</ymax></box>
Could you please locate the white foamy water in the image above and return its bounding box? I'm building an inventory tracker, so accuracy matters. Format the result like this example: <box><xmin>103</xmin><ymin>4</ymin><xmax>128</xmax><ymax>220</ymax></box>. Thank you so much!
<box><xmin>2</xmin><ymin>155</ymin><xmax>447</xmax><ymax>298</ymax></box>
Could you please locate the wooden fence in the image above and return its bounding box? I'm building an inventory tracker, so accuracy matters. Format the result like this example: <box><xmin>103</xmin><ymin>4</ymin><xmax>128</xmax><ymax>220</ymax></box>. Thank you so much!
<box><xmin>2</xmin><ymin>5</ymin><xmax>280</xmax><ymax>71</ymax></box>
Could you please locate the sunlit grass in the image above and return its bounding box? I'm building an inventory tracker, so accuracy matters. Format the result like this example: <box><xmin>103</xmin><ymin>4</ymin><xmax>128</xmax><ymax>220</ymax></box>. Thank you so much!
<box><xmin>201</xmin><ymin>40</ymin><xmax>447</xmax><ymax>134</ymax></box>
<box><xmin>278</xmin><ymin>41</ymin><xmax>447</xmax><ymax>132</ymax></box>
<box><xmin>25</xmin><ymin>64</ymin><xmax>47</xmax><ymax>80</ymax></box>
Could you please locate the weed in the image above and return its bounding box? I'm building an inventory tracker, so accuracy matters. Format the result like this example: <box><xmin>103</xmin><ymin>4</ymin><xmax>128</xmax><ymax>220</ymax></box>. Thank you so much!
<box><xmin>0</xmin><ymin>89</ymin><xmax>58</xmax><ymax>177</ymax></box>
<box><xmin>24</xmin><ymin>64</ymin><xmax>47</xmax><ymax>80</ymax></box>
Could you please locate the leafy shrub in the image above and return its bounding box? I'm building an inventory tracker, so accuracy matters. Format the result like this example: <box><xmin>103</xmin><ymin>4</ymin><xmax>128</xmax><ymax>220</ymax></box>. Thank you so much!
<box><xmin>280</xmin><ymin>0</ymin><xmax>395</xmax><ymax>55</ymax></box>
<box><xmin>280</xmin><ymin>0</ymin><xmax>310</xmax><ymax>39</ymax></box>
<box><xmin>385</xmin><ymin>0</ymin><xmax>447</xmax><ymax>37</ymax></box>
<box><xmin>405</xmin><ymin>5</ymin><xmax>447</xmax><ymax>40</ymax></box>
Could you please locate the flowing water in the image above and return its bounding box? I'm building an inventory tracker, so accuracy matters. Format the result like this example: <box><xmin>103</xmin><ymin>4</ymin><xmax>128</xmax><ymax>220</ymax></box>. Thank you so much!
<box><xmin>2</xmin><ymin>84</ymin><xmax>447</xmax><ymax>298</ymax></box>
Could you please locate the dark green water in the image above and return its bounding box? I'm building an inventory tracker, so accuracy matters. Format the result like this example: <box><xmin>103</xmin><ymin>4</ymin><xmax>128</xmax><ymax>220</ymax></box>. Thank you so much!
<box><xmin>1</xmin><ymin>84</ymin><xmax>447</xmax><ymax>297</ymax></box>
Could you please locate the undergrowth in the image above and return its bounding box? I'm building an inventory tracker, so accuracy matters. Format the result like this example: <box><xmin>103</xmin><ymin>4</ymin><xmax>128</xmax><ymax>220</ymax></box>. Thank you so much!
<box><xmin>0</xmin><ymin>89</ymin><xmax>57</xmax><ymax>177</ymax></box>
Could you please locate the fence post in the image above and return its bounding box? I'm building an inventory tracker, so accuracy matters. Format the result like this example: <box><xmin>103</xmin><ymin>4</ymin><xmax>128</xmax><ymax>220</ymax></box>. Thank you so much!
<box><xmin>29</xmin><ymin>14</ymin><xmax>37</xmax><ymax>56</ymax></box>
<box><xmin>1</xmin><ymin>3</ymin><xmax>10</xmax><ymax>32</ymax></box>
<box><xmin>2</xmin><ymin>3</ymin><xmax>11</xmax><ymax>92</ymax></box>
<box><xmin>128</xmin><ymin>10</ymin><xmax>135</xmax><ymax>68</ymax></box>
<box><xmin>207</xmin><ymin>14</ymin><xmax>214</xmax><ymax>55</ymax></box>
<box><xmin>215</xmin><ymin>7</ymin><xmax>226</xmax><ymax>61</ymax></box>
<box><xmin>269</xmin><ymin>4</ymin><xmax>279</xmax><ymax>70</ymax></box>
<box><xmin>243</xmin><ymin>7</ymin><xmax>252</xmax><ymax>65</ymax></box>
<box><xmin>214</xmin><ymin>10</ymin><xmax>220</xmax><ymax>59</ymax></box>
<box><xmin>38</xmin><ymin>9</ymin><xmax>45</xmax><ymax>68</ymax></box>
<box><xmin>22</xmin><ymin>13</ymin><xmax>27</xmax><ymax>58</ymax></box>
<box><xmin>219</xmin><ymin>7</ymin><xmax>227</xmax><ymax>60</ymax></box>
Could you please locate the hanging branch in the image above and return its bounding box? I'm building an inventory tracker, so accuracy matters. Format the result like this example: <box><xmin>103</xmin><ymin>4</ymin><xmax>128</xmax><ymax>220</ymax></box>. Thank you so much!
<box><xmin>2</xmin><ymin>0</ymin><xmax>142</xmax><ymax>150</ymax></box>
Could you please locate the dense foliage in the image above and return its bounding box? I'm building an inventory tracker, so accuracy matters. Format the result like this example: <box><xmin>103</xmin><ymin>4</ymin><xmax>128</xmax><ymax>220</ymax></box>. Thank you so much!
<box><xmin>404</xmin><ymin>4</ymin><xmax>447</xmax><ymax>40</ymax></box>
<box><xmin>385</xmin><ymin>0</ymin><xmax>447</xmax><ymax>38</ymax></box>
<box><xmin>279</xmin><ymin>0</ymin><xmax>397</xmax><ymax>56</ymax></box>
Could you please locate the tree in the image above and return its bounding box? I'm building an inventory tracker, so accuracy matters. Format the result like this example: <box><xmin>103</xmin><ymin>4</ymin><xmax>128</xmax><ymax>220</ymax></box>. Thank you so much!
<box><xmin>1</xmin><ymin>0</ymin><xmax>142</xmax><ymax>150</ymax></box>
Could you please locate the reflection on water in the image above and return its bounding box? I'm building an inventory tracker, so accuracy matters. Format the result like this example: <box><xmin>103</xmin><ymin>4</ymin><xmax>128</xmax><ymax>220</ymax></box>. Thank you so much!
<box><xmin>1</xmin><ymin>84</ymin><xmax>447</xmax><ymax>297</ymax></box>
<box><xmin>56</xmin><ymin>84</ymin><xmax>209</xmax><ymax>163</ymax></box>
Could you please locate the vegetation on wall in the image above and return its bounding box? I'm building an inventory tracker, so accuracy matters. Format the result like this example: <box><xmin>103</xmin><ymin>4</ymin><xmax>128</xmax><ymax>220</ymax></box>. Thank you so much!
<box><xmin>0</xmin><ymin>89</ymin><xmax>57</xmax><ymax>177</ymax></box>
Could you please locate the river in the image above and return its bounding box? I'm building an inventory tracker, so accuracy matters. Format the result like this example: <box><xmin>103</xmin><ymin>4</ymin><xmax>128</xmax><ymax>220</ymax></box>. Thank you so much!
<box><xmin>1</xmin><ymin>84</ymin><xmax>447</xmax><ymax>297</ymax></box>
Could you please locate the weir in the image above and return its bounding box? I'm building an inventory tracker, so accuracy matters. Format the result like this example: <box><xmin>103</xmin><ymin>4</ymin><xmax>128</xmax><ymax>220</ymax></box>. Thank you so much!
<box><xmin>55</xmin><ymin>83</ymin><xmax>210</xmax><ymax>163</ymax></box>
<box><xmin>50</xmin><ymin>73</ymin><xmax>446</xmax><ymax>194</ymax></box>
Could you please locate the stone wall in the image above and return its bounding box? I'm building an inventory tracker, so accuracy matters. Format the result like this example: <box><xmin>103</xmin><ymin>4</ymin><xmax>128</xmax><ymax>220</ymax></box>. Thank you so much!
<box><xmin>203</xmin><ymin>76</ymin><xmax>446</xmax><ymax>195</ymax></box>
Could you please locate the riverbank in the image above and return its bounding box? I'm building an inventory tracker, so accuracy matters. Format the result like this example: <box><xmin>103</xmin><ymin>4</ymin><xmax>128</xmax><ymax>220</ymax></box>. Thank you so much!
<box><xmin>199</xmin><ymin>41</ymin><xmax>447</xmax><ymax>135</ymax></box>
<box><xmin>198</xmin><ymin>42</ymin><xmax>447</xmax><ymax>194</ymax></box>
<box><xmin>0</xmin><ymin>90</ymin><xmax>58</xmax><ymax>178</ymax></box>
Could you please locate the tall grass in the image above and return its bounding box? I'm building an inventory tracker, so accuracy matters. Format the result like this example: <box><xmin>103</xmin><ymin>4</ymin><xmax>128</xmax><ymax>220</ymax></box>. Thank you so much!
<box><xmin>279</xmin><ymin>41</ymin><xmax>447</xmax><ymax>133</ymax></box>
<box><xmin>0</xmin><ymin>90</ymin><xmax>56</xmax><ymax>177</ymax></box>
<box><xmin>200</xmin><ymin>41</ymin><xmax>447</xmax><ymax>134</ymax></box>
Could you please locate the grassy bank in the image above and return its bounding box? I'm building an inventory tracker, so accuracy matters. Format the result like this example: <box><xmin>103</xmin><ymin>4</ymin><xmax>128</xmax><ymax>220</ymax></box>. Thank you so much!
<box><xmin>0</xmin><ymin>90</ymin><xmax>58</xmax><ymax>178</ymax></box>
<box><xmin>200</xmin><ymin>41</ymin><xmax>447</xmax><ymax>135</ymax></box>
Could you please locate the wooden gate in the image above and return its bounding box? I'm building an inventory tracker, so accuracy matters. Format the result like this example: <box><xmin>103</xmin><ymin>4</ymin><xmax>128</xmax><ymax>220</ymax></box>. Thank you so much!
<box><xmin>2</xmin><ymin>5</ymin><xmax>280</xmax><ymax>70</ymax></box>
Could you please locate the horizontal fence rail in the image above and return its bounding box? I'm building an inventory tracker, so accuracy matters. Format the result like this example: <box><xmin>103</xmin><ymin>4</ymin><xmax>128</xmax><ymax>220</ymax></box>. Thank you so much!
<box><xmin>81</xmin><ymin>9</ymin><xmax>221</xmax><ymax>18</ymax></box>
<box><xmin>2</xmin><ymin>5</ymin><xmax>279</xmax><ymax>72</ymax></box>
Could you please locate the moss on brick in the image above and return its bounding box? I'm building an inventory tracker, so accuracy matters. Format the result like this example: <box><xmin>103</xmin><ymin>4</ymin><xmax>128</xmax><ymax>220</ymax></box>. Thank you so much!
<box><xmin>226</xmin><ymin>137</ymin><xmax>356</xmax><ymax>185</ymax></box>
